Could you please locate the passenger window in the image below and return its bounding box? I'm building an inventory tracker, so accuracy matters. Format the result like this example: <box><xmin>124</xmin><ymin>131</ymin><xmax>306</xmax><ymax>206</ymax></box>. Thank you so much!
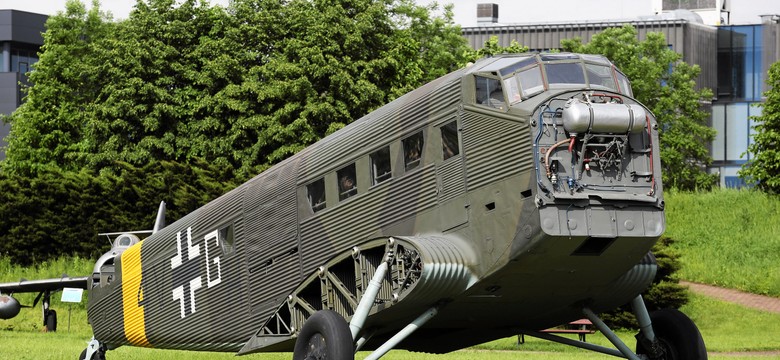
<box><xmin>218</xmin><ymin>224</ymin><xmax>235</xmax><ymax>255</ymax></box>
<box><xmin>370</xmin><ymin>146</ymin><xmax>392</xmax><ymax>185</ymax></box>
<box><xmin>337</xmin><ymin>164</ymin><xmax>357</xmax><ymax>201</ymax></box>
<box><xmin>307</xmin><ymin>178</ymin><xmax>326</xmax><ymax>212</ymax></box>
<box><xmin>441</xmin><ymin>122</ymin><xmax>460</xmax><ymax>160</ymax></box>
<box><xmin>475</xmin><ymin>76</ymin><xmax>505</xmax><ymax>109</ymax></box>
<box><xmin>403</xmin><ymin>132</ymin><xmax>424</xmax><ymax>171</ymax></box>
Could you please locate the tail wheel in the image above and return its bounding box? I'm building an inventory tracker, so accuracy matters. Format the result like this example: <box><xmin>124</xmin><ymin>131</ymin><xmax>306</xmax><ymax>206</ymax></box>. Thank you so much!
<box><xmin>637</xmin><ymin>309</ymin><xmax>707</xmax><ymax>360</ymax></box>
<box><xmin>78</xmin><ymin>349</ymin><xmax>105</xmax><ymax>360</ymax></box>
<box><xmin>293</xmin><ymin>310</ymin><xmax>354</xmax><ymax>360</ymax></box>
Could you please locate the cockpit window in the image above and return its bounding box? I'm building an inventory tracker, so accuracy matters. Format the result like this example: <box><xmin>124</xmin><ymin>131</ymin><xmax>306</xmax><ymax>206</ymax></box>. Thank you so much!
<box><xmin>546</xmin><ymin>62</ymin><xmax>586</xmax><ymax>85</ymax></box>
<box><xmin>475</xmin><ymin>76</ymin><xmax>505</xmax><ymax>110</ymax></box>
<box><xmin>517</xmin><ymin>66</ymin><xmax>545</xmax><ymax>99</ymax></box>
<box><xmin>471</xmin><ymin>54</ymin><xmax>633</xmax><ymax>104</ymax></box>
<box><xmin>585</xmin><ymin>64</ymin><xmax>618</xmax><ymax>91</ymax></box>
<box><xmin>615</xmin><ymin>70</ymin><xmax>633</xmax><ymax>97</ymax></box>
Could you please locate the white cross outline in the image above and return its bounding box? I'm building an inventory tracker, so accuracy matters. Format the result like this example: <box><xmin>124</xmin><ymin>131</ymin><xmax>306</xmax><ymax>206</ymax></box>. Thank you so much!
<box><xmin>170</xmin><ymin>227</ymin><xmax>202</xmax><ymax>318</ymax></box>
<box><xmin>170</xmin><ymin>227</ymin><xmax>200</xmax><ymax>269</ymax></box>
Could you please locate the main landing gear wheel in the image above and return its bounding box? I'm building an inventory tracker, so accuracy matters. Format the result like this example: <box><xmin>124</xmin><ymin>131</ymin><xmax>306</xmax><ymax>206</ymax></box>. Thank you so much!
<box><xmin>293</xmin><ymin>310</ymin><xmax>354</xmax><ymax>360</ymax></box>
<box><xmin>637</xmin><ymin>308</ymin><xmax>707</xmax><ymax>360</ymax></box>
<box><xmin>44</xmin><ymin>309</ymin><xmax>57</xmax><ymax>332</ymax></box>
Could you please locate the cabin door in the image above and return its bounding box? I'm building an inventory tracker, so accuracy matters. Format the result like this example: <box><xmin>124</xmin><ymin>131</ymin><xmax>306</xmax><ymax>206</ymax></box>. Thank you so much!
<box><xmin>435</xmin><ymin>116</ymin><xmax>469</xmax><ymax>231</ymax></box>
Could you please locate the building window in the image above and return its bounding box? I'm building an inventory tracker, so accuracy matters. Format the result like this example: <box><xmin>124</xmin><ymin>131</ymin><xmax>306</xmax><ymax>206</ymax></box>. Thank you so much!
<box><xmin>441</xmin><ymin>121</ymin><xmax>460</xmax><ymax>160</ymax></box>
<box><xmin>337</xmin><ymin>164</ymin><xmax>357</xmax><ymax>201</ymax></box>
<box><xmin>717</xmin><ymin>25</ymin><xmax>763</xmax><ymax>101</ymax></box>
<box><xmin>403</xmin><ymin>132</ymin><xmax>424</xmax><ymax>171</ymax></box>
<box><xmin>307</xmin><ymin>178</ymin><xmax>326</xmax><ymax>212</ymax></box>
<box><xmin>370</xmin><ymin>146</ymin><xmax>392</xmax><ymax>185</ymax></box>
<box><xmin>662</xmin><ymin>0</ymin><xmax>716</xmax><ymax>10</ymax></box>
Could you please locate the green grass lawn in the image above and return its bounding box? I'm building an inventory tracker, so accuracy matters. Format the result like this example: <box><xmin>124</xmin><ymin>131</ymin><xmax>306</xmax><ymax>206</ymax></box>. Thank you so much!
<box><xmin>665</xmin><ymin>189</ymin><xmax>780</xmax><ymax>296</ymax></box>
<box><xmin>2</xmin><ymin>293</ymin><xmax>779</xmax><ymax>359</ymax></box>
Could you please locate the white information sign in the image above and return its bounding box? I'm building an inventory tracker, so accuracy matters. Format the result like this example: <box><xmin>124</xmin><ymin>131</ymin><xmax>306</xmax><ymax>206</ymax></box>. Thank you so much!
<box><xmin>61</xmin><ymin>287</ymin><xmax>84</xmax><ymax>303</ymax></box>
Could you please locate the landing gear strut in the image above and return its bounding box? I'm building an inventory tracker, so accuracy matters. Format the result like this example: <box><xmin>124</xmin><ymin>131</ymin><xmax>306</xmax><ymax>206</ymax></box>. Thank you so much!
<box><xmin>519</xmin><ymin>295</ymin><xmax>707</xmax><ymax>360</ymax></box>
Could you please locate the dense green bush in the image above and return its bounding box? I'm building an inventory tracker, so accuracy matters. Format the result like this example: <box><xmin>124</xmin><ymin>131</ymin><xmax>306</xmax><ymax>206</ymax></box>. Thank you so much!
<box><xmin>600</xmin><ymin>236</ymin><xmax>689</xmax><ymax>329</ymax></box>
<box><xmin>0</xmin><ymin>160</ymin><xmax>237</xmax><ymax>266</ymax></box>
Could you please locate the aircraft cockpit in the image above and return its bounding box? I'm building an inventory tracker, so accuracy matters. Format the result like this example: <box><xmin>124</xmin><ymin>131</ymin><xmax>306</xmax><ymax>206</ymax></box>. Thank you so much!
<box><xmin>473</xmin><ymin>53</ymin><xmax>633</xmax><ymax>110</ymax></box>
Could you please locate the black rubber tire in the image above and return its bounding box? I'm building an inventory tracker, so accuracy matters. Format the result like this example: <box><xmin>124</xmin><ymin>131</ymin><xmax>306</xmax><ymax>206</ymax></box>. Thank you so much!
<box><xmin>293</xmin><ymin>310</ymin><xmax>353</xmax><ymax>360</ymax></box>
<box><xmin>45</xmin><ymin>309</ymin><xmax>57</xmax><ymax>332</ymax></box>
<box><xmin>637</xmin><ymin>308</ymin><xmax>707</xmax><ymax>360</ymax></box>
<box><xmin>78</xmin><ymin>348</ymin><xmax>106</xmax><ymax>360</ymax></box>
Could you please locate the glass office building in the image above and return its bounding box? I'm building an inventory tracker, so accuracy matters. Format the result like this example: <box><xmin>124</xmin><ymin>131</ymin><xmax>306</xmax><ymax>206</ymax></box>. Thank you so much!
<box><xmin>711</xmin><ymin>21</ymin><xmax>779</xmax><ymax>187</ymax></box>
<box><xmin>0</xmin><ymin>10</ymin><xmax>46</xmax><ymax>161</ymax></box>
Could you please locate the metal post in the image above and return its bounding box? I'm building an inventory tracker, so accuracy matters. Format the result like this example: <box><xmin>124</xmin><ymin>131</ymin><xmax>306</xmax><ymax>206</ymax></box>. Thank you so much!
<box><xmin>583</xmin><ymin>307</ymin><xmax>641</xmax><ymax>360</ymax></box>
<box><xmin>363</xmin><ymin>306</ymin><xmax>439</xmax><ymax>360</ymax></box>
<box><xmin>349</xmin><ymin>248</ymin><xmax>393</xmax><ymax>340</ymax></box>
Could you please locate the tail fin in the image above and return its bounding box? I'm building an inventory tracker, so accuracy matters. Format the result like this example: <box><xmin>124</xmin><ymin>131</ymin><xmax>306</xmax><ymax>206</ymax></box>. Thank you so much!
<box><xmin>153</xmin><ymin>201</ymin><xmax>166</xmax><ymax>234</ymax></box>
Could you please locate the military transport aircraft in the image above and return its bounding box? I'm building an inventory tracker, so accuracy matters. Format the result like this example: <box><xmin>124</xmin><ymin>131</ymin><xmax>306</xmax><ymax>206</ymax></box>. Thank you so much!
<box><xmin>0</xmin><ymin>53</ymin><xmax>707</xmax><ymax>360</ymax></box>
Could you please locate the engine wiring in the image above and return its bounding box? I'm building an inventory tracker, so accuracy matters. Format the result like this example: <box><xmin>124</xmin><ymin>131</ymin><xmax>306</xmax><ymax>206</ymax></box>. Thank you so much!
<box><xmin>533</xmin><ymin>91</ymin><xmax>657</xmax><ymax>200</ymax></box>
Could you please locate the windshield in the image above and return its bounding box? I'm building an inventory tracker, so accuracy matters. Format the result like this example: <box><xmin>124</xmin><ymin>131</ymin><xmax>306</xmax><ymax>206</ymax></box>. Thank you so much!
<box><xmin>473</xmin><ymin>53</ymin><xmax>632</xmax><ymax>107</ymax></box>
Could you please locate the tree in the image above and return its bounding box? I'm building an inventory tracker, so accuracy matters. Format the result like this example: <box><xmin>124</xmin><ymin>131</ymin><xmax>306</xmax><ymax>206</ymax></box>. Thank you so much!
<box><xmin>2</xmin><ymin>0</ymin><xmax>469</xmax><ymax>180</ymax></box>
<box><xmin>601</xmin><ymin>236</ymin><xmax>689</xmax><ymax>329</ymax></box>
<box><xmin>0</xmin><ymin>160</ymin><xmax>237</xmax><ymax>266</ymax></box>
<box><xmin>562</xmin><ymin>25</ymin><xmax>717</xmax><ymax>191</ymax></box>
<box><xmin>2</xmin><ymin>0</ymin><xmax>115</xmax><ymax>176</ymax></box>
<box><xmin>462</xmin><ymin>36</ymin><xmax>528</xmax><ymax>64</ymax></box>
<box><xmin>740</xmin><ymin>61</ymin><xmax>780</xmax><ymax>193</ymax></box>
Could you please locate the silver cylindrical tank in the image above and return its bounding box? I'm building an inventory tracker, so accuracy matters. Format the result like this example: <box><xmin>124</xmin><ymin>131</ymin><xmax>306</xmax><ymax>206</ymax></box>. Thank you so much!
<box><xmin>562</xmin><ymin>98</ymin><xmax>646</xmax><ymax>135</ymax></box>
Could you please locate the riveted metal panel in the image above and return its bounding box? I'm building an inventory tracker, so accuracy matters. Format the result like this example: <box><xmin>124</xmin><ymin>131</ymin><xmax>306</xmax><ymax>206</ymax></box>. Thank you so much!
<box><xmin>437</xmin><ymin>159</ymin><xmax>466</xmax><ymax>203</ymax></box>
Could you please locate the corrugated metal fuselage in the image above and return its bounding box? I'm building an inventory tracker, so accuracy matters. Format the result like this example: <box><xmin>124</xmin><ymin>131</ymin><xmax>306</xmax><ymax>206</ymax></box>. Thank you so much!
<box><xmin>86</xmin><ymin>54</ymin><xmax>664</xmax><ymax>353</ymax></box>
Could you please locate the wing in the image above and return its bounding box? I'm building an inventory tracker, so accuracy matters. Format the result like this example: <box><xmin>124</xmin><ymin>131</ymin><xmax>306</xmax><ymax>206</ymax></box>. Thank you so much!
<box><xmin>0</xmin><ymin>276</ymin><xmax>89</xmax><ymax>294</ymax></box>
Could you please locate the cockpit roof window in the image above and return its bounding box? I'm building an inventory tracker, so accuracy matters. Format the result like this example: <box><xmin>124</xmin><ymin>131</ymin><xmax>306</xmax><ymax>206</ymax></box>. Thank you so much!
<box><xmin>581</xmin><ymin>54</ymin><xmax>610</xmax><ymax>65</ymax></box>
<box><xmin>540</xmin><ymin>53</ymin><xmax>581</xmax><ymax>61</ymax></box>
<box><xmin>546</xmin><ymin>62</ymin><xmax>586</xmax><ymax>85</ymax></box>
<box><xmin>479</xmin><ymin>56</ymin><xmax>531</xmax><ymax>74</ymax></box>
